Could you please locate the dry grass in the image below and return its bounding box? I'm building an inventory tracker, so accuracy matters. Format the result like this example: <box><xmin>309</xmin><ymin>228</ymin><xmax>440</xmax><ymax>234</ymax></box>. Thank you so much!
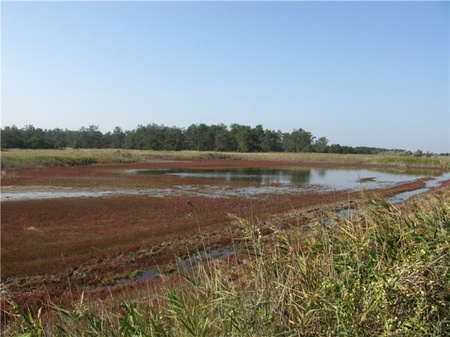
<box><xmin>2</xmin><ymin>148</ymin><xmax>449</xmax><ymax>169</ymax></box>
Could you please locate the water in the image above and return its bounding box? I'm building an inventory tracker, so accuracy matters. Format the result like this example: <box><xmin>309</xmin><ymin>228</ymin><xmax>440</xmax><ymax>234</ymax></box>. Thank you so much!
<box><xmin>131</xmin><ymin>167</ymin><xmax>435</xmax><ymax>190</ymax></box>
<box><xmin>115</xmin><ymin>247</ymin><xmax>236</xmax><ymax>285</ymax></box>
<box><xmin>99</xmin><ymin>169</ymin><xmax>449</xmax><ymax>286</ymax></box>
<box><xmin>132</xmin><ymin>167</ymin><xmax>430</xmax><ymax>189</ymax></box>
<box><xmin>2</xmin><ymin>168</ymin><xmax>448</xmax><ymax>202</ymax></box>
<box><xmin>387</xmin><ymin>172</ymin><xmax>450</xmax><ymax>203</ymax></box>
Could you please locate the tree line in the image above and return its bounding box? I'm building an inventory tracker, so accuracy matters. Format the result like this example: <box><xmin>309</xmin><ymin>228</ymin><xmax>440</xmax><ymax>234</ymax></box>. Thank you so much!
<box><xmin>0</xmin><ymin>123</ymin><xmax>421</xmax><ymax>155</ymax></box>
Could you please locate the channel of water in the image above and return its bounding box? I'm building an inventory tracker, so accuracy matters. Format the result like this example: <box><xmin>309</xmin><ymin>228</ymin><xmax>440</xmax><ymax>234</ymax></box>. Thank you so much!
<box><xmin>115</xmin><ymin>247</ymin><xmax>238</xmax><ymax>285</ymax></box>
<box><xmin>387</xmin><ymin>172</ymin><xmax>450</xmax><ymax>203</ymax></box>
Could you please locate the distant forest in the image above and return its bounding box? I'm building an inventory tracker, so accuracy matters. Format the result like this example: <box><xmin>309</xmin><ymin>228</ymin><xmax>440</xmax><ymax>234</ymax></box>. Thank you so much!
<box><xmin>0</xmin><ymin>123</ymin><xmax>432</xmax><ymax>155</ymax></box>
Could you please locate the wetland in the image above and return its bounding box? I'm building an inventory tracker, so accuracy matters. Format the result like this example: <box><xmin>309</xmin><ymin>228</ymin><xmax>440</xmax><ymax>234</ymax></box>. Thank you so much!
<box><xmin>2</xmin><ymin>154</ymin><xmax>450</xmax><ymax>312</ymax></box>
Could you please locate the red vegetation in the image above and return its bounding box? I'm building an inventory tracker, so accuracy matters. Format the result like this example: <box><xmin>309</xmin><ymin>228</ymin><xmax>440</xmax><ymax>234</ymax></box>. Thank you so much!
<box><xmin>1</xmin><ymin>159</ymin><xmax>445</xmax><ymax>312</ymax></box>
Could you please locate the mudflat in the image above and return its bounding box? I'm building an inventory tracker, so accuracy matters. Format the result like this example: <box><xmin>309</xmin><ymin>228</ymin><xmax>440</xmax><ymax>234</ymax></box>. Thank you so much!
<box><xmin>2</xmin><ymin>159</ymin><xmax>448</xmax><ymax>309</ymax></box>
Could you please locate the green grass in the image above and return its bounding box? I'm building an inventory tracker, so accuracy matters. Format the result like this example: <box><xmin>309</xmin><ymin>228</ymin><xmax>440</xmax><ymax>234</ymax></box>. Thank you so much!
<box><xmin>4</xmin><ymin>190</ymin><xmax>450</xmax><ymax>336</ymax></box>
<box><xmin>2</xmin><ymin>148</ymin><xmax>450</xmax><ymax>169</ymax></box>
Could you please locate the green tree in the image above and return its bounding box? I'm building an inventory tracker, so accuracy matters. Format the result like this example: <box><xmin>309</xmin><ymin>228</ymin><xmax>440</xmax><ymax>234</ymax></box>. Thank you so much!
<box><xmin>163</xmin><ymin>126</ymin><xmax>184</xmax><ymax>150</ymax></box>
<box><xmin>327</xmin><ymin>144</ymin><xmax>342</xmax><ymax>153</ymax></box>
<box><xmin>111</xmin><ymin>126</ymin><xmax>126</xmax><ymax>148</ymax></box>
<box><xmin>24</xmin><ymin>125</ymin><xmax>50</xmax><ymax>149</ymax></box>
<box><xmin>282</xmin><ymin>128</ymin><xmax>314</xmax><ymax>152</ymax></box>
<box><xmin>414</xmin><ymin>149</ymin><xmax>423</xmax><ymax>157</ymax></box>
<box><xmin>76</xmin><ymin>125</ymin><xmax>103</xmax><ymax>148</ymax></box>
<box><xmin>211</xmin><ymin>124</ymin><xmax>233</xmax><ymax>152</ymax></box>
<box><xmin>185</xmin><ymin>124</ymin><xmax>199</xmax><ymax>150</ymax></box>
<box><xmin>313</xmin><ymin>136</ymin><xmax>329</xmax><ymax>153</ymax></box>
<box><xmin>197</xmin><ymin>123</ymin><xmax>215</xmax><ymax>151</ymax></box>
<box><xmin>123</xmin><ymin>129</ymin><xmax>139</xmax><ymax>149</ymax></box>
<box><xmin>185</xmin><ymin>123</ymin><xmax>216</xmax><ymax>151</ymax></box>
<box><xmin>230</xmin><ymin>124</ymin><xmax>253</xmax><ymax>152</ymax></box>
<box><xmin>47</xmin><ymin>128</ymin><xmax>68</xmax><ymax>149</ymax></box>
<box><xmin>1</xmin><ymin>125</ymin><xmax>24</xmax><ymax>148</ymax></box>
<box><xmin>261</xmin><ymin>130</ymin><xmax>282</xmax><ymax>152</ymax></box>
<box><xmin>251</xmin><ymin>124</ymin><xmax>265</xmax><ymax>152</ymax></box>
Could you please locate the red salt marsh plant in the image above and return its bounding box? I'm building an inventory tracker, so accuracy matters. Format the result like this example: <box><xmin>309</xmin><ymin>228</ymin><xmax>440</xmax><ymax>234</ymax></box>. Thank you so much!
<box><xmin>1</xmin><ymin>192</ymin><xmax>302</xmax><ymax>279</ymax></box>
<box><xmin>2</xmin><ymin>158</ymin><xmax>445</xmax><ymax>314</ymax></box>
<box><xmin>4</xmin><ymin>189</ymin><xmax>450</xmax><ymax>337</ymax></box>
<box><xmin>2</xmin><ymin>159</ymin><xmax>432</xmax><ymax>279</ymax></box>
<box><xmin>1</xmin><ymin>179</ymin><xmax>430</xmax><ymax>311</ymax></box>
<box><xmin>2</xmin><ymin>196</ymin><xmax>206</xmax><ymax>276</ymax></box>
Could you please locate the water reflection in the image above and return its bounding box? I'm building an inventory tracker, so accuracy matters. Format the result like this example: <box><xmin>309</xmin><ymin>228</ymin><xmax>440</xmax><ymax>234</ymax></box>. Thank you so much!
<box><xmin>3</xmin><ymin>169</ymin><xmax>448</xmax><ymax>202</ymax></box>
<box><xmin>169</xmin><ymin>168</ymin><xmax>312</xmax><ymax>184</ymax></box>
<box><xmin>132</xmin><ymin>167</ymin><xmax>428</xmax><ymax>189</ymax></box>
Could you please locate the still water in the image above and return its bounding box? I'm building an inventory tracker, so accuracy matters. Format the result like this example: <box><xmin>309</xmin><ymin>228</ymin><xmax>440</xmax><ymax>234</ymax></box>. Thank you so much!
<box><xmin>133</xmin><ymin>167</ymin><xmax>438</xmax><ymax>190</ymax></box>
<box><xmin>2</xmin><ymin>167</ymin><xmax>449</xmax><ymax>202</ymax></box>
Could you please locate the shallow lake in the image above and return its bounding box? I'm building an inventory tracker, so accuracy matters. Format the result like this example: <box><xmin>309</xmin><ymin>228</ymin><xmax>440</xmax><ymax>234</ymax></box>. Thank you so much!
<box><xmin>2</xmin><ymin>167</ymin><xmax>449</xmax><ymax>202</ymax></box>
<box><xmin>132</xmin><ymin>167</ymin><xmax>438</xmax><ymax>189</ymax></box>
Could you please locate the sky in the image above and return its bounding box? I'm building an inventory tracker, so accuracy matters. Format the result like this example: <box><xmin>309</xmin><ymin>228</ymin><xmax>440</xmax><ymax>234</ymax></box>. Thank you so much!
<box><xmin>2</xmin><ymin>1</ymin><xmax>449</xmax><ymax>153</ymax></box>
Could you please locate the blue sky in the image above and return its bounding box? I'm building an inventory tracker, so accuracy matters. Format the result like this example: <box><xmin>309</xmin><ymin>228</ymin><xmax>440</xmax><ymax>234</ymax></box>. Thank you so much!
<box><xmin>2</xmin><ymin>1</ymin><xmax>449</xmax><ymax>153</ymax></box>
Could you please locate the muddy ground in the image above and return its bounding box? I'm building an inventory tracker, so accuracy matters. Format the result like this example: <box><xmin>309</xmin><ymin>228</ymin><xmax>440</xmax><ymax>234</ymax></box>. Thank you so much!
<box><xmin>1</xmin><ymin>160</ymin><xmax>449</xmax><ymax>311</ymax></box>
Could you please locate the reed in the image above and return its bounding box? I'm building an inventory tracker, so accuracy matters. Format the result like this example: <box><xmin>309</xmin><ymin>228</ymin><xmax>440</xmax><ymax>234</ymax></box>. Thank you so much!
<box><xmin>2</xmin><ymin>148</ymin><xmax>450</xmax><ymax>169</ymax></box>
<box><xmin>4</xmin><ymin>189</ymin><xmax>449</xmax><ymax>336</ymax></box>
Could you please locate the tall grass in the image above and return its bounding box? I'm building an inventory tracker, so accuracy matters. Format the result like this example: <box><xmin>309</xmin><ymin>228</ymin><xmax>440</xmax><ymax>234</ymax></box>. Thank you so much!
<box><xmin>2</xmin><ymin>148</ymin><xmax>450</xmax><ymax>169</ymax></box>
<box><xmin>4</xmin><ymin>190</ymin><xmax>449</xmax><ymax>336</ymax></box>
